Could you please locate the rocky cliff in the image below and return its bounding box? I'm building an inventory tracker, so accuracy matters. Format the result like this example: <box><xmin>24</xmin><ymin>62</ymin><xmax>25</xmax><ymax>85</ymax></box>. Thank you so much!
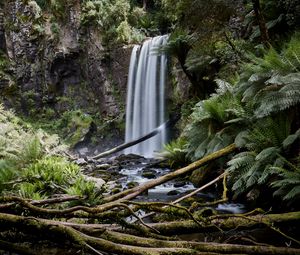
<box><xmin>1</xmin><ymin>0</ymin><xmax>131</xmax><ymax>120</ymax></box>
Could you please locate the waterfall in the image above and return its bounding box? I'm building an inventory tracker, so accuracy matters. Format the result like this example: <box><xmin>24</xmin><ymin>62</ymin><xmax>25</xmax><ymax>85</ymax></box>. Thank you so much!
<box><xmin>125</xmin><ymin>35</ymin><xmax>168</xmax><ymax>157</ymax></box>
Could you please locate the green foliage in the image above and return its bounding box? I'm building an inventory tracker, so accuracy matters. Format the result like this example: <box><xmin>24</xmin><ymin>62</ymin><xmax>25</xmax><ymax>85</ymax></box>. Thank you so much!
<box><xmin>222</xmin><ymin>34</ymin><xmax>300</xmax><ymax>204</ymax></box>
<box><xmin>160</xmin><ymin>0</ymin><xmax>235</xmax><ymax>31</ymax></box>
<box><xmin>160</xmin><ymin>29</ymin><xmax>194</xmax><ymax>62</ymax></box>
<box><xmin>243</xmin><ymin>37</ymin><xmax>300</xmax><ymax>77</ymax></box>
<box><xmin>0</xmin><ymin>105</ymin><xmax>66</xmax><ymax>167</ymax></box>
<box><xmin>184</xmin><ymin>79</ymin><xmax>245</xmax><ymax>161</ymax></box>
<box><xmin>271</xmin><ymin>165</ymin><xmax>300</xmax><ymax>203</ymax></box>
<box><xmin>80</xmin><ymin>0</ymin><xmax>145</xmax><ymax>44</ymax></box>
<box><xmin>0</xmin><ymin>105</ymin><xmax>103</xmax><ymax>203</ymax></box>
<box><xmin>160</xmin><ymin>137</ymin><xmax>188</xmax><ymax>168</ymax></box>
<box><xmin>236</xmin><ymin>33</ymin><xmax>300</xmax><ymax>119</ymax></box>
<box><xmin>35</xmin><ymin>0</ymin><xmax>67</xmax><ymax>18</ymax></box>
<box><xmin>8</xmin><ymin>156</ymin><xmax>102</xmax><ymax>203</ymax></box>
<box><xmin>227</xmin><ymin>115</ymin><xmax>294</xmax><ymax>195</ymax></box>
<box><xmin>58</xmin><ymin>110</ymin><xmax>93</xmax><ymax>147</ymax></box>
<box><xmin>182</xmin><ymin>32</ymin><xmax>300</xmax><ymax>205</ymax></box>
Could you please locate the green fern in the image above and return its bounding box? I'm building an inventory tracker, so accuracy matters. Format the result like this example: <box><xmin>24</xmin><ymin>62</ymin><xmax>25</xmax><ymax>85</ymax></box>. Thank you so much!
<box><xmin>226</xmin><ymin>115</ymin><xmax>298</xmax><ymax>198</ymax></box>
<box><xmin>160</xmin><ymin>137</ymin><xmax>188</xmax><ymax>168</ymax></box>
<box><xmin>253</xmin><ymin>73</ymin><xmax>300</xmax><ymax>118</ymax></box>
<box><xmin>185</xmin><ymin>81</ymin><xmax>246</xmax><ymax>161</ymax></box>
<box><xmin>270</xmin><ymin>166</ymin><xmax>300</xmax><ymax>203</ymax></box>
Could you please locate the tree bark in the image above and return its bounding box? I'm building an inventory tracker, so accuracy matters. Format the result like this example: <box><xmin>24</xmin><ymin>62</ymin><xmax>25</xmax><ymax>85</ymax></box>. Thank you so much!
<box><xmin>0</xmin><ymin>6</ymin><xmax>7</xmax><ymax>54</ymax></box>
<box><xmin>251</xmin><ymin>0</ymin><xmax>270</xmax><ymax>48</ymax></box>
<box><xmin>1</xmin><ymin>212</ymin><xmax>300</xmax><ymax>255</ymax></box>
<box><xmin>148</xmin><ymin>211</ymin><xmax>300</xmax><ymax>235</ymax></box>
<box><xmin>91</xmin><ymin>121</ymin><xmax>169</xmax><ymax>160</ymax></box>
<box><xmin>143</xmin><ymin>0</ymin><xmax>147</xmax><ymax>10</ymax></box>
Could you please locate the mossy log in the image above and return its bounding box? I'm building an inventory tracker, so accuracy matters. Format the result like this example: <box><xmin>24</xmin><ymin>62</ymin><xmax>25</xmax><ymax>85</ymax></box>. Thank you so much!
<box><xmin>147</xmin><ymin>211</ymin><xmax>300</xmax><ymax>235</ymax></box>
<box><xmin>1</xmin><ymin>212</ymin><xmax>300</xmax><ymax>255</ymax></box>
<box><xmin>1</xmin><ymin>145</ymin><xmax>299</xmax><ymax>254</ymax></box>
<box><xmin>104</xmin><ymin>144</ymin><xmax>237</xmax><ymax>203</ymax></box>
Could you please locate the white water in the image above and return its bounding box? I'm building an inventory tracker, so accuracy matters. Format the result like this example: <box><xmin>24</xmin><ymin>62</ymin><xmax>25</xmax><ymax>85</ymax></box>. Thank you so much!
<box><xmin>125</xmin><ymin>35</ymin><xmax>168</xmax><ymax>157</ymax></box>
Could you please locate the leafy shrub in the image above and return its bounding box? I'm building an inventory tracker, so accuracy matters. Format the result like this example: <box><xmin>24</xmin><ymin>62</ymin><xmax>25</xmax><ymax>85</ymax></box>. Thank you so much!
<box><xmin>80</xmin><ymin>0</ymin><xmax>145</xmax><ymax>44</ymax></box>
<box><xmin>0</xmin><ymin>105</ymin><xmax>104</xmax><ymax>203</ymax></box>
<box><xmin>183</xmin><ymin>33</ymin><xmax>300</xmax><ymax>205</ymax></box>
<box><xmin>58</xmin><ymin>110</ymin><xmax>93</xmax><ymax>146</ymax></box>
<box><xmin>160</xmin><ymin>137</ymin><xmax>188</xmax><ymax>168</ymax></box>
<box><xmin>184</xmin><ymin>79</ymin><xmax>245</xmax><ymax>161</ymax></box>
<box><xmin>35</xmin><ymin>0</ymin><xmax>67</xmax><ymax>18</ymax></box>
<box><xmin>1</xmin><ymin>156</ymin><xmax>103</xmax><ymax>204</ymax></box>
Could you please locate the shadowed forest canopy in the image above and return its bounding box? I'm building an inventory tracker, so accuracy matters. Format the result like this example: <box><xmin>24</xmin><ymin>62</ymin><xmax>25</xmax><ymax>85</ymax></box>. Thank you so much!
<box><xmin>0</xmin><ymin>0</ymin><xmax>299</xmax><ymax>254</ymax></box>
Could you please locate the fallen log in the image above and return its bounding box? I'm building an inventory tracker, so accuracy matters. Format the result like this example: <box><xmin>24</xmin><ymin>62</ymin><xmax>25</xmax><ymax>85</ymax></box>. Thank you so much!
<box><xmin>103</xmin><ymin>144</ymin><xmax>237</xmax><ymax>203</ymax></box>
<box><xmin>133</xmin><ymin>173</ymin><xmax>227</xmax><ymax>223</ymax></box>
<box><xmin>91</xmin><ymin>121</ymin><xmax>169</xmax><ymax>159</ymax></box>
<box><xmin>147</xmin><ymin>211</ymin><xmax>300</xmax><ymax>235</ymax></box>
<box><xmin>0</xmin><ymin>212</ymin><xmax>299</xmax><ymax>255</ymax></box>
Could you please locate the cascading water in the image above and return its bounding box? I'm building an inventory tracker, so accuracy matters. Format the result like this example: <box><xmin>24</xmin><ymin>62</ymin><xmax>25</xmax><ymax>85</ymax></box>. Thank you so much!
<box><xmin>125</xmin><ymin>35</ymin><xmax>168</xmax><ymax>157</ymax></box>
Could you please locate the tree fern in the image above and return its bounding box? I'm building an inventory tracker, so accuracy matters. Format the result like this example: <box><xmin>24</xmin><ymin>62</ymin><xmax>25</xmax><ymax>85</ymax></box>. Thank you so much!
<box><xmin>160</xmin><ymin>137</ymin><xmax>188</xmax><ymax>168</ymax></box>
<box><xmin>226</xmin><ymin>115</ymin><xmax>298</xmax><ymax>199</ymax></box>
<box><xmin>253</xmin><ymin>73</ymin><xmax>300</xmax><ymax>118</ymax></box>
<box><xmin>185</xmin><ymin>80</ymin><xmax>247</xmax><ymax>161</ymax></box>
<box><xmin>270</xmin><ymin>167</ymin><xmax>300</xmax><ymax>203</ymax></box>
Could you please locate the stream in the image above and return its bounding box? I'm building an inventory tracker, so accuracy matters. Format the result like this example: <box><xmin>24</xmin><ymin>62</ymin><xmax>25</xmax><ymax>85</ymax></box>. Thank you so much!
<box><xmin>83</xmin><ymin>154</ymin><xmax>246</xmax><ymax>215</ymax></box>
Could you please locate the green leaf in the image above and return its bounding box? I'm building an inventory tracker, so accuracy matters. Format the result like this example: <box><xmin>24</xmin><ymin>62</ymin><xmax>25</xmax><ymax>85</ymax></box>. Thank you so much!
<box><xmin>283</xmin><ymin>129</ymin><xmax>300</xmax><ymax>149</ymax></box>
<box><xmin>255</xmin><ymin>147</ymin><xmax>279</xmax><ymax>161</ymax></box>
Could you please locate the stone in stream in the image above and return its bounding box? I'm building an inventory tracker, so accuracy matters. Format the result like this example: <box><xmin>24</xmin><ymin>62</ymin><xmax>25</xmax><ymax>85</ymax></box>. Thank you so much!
<box><xmin>75</xmin><ymin>158</ymin><xmax>87</xmax><ymax>165</ymax></box>
<box><xmin>82</xmin><ymin>175</ymin><xmax>105</xmax><ymax>189</ymax></box>
<box><xmin>167</xmin><ymin>190</ymin><xmax>180</xmax><ymax>196</ymax></box>
<box><xmin>126</xmin><ymin>181</ymin><xmax>139</xmax><ymax>189</ymax></box>
<box><xmin>141</xmin><ymin>169</ymin><xmax>157</xmax><ymax>179</ymax></box>
<box><xmin>174</xmin><ymin>181</ymin><xmax>186</xmax><ymax>188</ymax></box>
<box><xmin>95</xmin><ymin>163</ymin><xmax>111</xmax><ymax>170</ymax></box>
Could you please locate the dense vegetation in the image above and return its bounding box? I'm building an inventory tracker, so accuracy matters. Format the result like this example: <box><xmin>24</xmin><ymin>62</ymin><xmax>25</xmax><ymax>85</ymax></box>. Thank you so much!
<box><xmin>0</xmin><ymin>105</ymin><xmax>103</xmax><ymax>203</ymax></box>
<box><xmin>160</xmin><ymin>0</ymin><xmax>300</xmax><ymax>209</ymax></box>
<box><xmin>0</xmin><ymin>0</ymin><xmax>300</xmax><ymax>254</ymax></box>
<box><xmin>0</xmin><ymin>0</ymin><xmax>299</xmax><ymax>215</ymax></box>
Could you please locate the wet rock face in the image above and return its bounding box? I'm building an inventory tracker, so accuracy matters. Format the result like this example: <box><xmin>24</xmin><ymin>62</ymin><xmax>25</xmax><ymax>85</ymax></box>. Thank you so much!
<box><xmin>2</xmin><ymin>0</ymin><xmax>132</xmax><ymax>118</ymax></box>
<box><xmin>0</xmin><ymin>7</ymin><xmax>6</xmax><ymax>52</ymax></box>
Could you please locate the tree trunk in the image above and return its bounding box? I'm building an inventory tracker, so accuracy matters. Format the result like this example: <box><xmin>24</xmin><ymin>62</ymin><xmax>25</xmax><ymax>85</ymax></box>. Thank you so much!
<box><xmin>143</xmin><ymin>0</ymin><xmax>147</xmax><ymax>10</ymax></box>
<box><xmin>91</xmin><ymin>121</ymin><xmax>169</xmax><ymax>160</ymax></box>
<box><xmin>1</xmin><ymin>212</ymin><xmax>300</xmax><ymax>255</ymax></box>
<box><xmin>251</xmin><ymin>0</ymin><xmax>270</xmax><ymax>47</ymax></box>
<box><xmin>148</xmin><ymin>211</ymin><xmax>300</xmax><ymax>235</ymax></box>
<box><xmin>0</xmin><ymin>6</ymin><xmax>7</xmax><ymax>54</ymax></box>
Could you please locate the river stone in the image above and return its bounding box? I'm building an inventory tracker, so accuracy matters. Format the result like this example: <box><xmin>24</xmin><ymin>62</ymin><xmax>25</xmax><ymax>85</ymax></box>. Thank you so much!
<box><xmin>126</xmin><ymin>181</ymin><xmax>139</xmax><ymax>189</ymax></box>
<box><xmin>167</xmin><ymin>190</ymin><xmax>180</xmax><ymax>196</ymax></box>
<box><xmin>83</xmin><ymin>175</ymin><xmax>105</xmax><ymax>189</ymax></box>
<box><xmin>75</xmin><ymin>158</ymin><xmax>87</xmax><ymax>165</ymax></box>
<box><xmin>78</xmin><ymin>147</ymin><xmax>89</xmax><ymax>155</ymax></box>
<box><xmin>95</xmin><ymin>163</ymin><xmax>110</xmax><ymax>170</ymax></box>
<box><xmin>141</xmin><ymin>169</ymin><xmax>157</xmax><ymax>179</ymax></box>
<box><xmin>174</xmin><ymin>181</ymin><xmax>186</xmax><ymax>188</ymax></box>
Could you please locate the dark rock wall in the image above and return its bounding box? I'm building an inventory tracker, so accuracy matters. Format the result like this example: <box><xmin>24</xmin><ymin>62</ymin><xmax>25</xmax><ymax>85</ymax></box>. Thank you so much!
<box><xmin>2</xmin><ymin>0</ymin><xmax>131</xmax><ymax>118</ymax></box>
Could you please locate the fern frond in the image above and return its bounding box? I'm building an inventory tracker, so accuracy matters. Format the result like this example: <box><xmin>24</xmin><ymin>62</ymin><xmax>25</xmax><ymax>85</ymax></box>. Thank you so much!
<box><xmin>255</xmin><ymin>147</ymin><xmax>280</xmax><ymax>161</ymax></box>
<box><xmin>283</xmin><ymin>129</ymin><xmax>300</xmax><ymax>149</ymax></box>
<box><xmin>227</xmin><ymin>151</ymin><xmax>256</xmax><ymax>171</ymax></box>
<box><xmin>283</xmin><ymin>186</ymin><xmax>300</xmax><ymax>201</ymax></box>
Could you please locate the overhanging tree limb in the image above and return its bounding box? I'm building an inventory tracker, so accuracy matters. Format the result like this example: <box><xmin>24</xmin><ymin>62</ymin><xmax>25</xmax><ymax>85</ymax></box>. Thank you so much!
<box><xmin>91</xmin><ymin>121</ymin><xmax>169</xmax><ymax>159</ymax></box>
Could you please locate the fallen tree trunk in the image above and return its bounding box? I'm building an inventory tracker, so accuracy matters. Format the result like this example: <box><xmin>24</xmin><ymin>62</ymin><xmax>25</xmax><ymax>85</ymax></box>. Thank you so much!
<box><xmin>103</xmin><ymin>144</ymin><xmax>237</xmax><ymax>203</ymax></box>
<box><xmin>91</xmin><ymin>121</ymin><xmax>169</xmax><ymax>159</ymax></box>
<box><xmin>1</xmin><ymin>212</ymin><xmax>299</xmax><ymax>255</ymax></box>
<box><xmin>147</xmin><ymin>211</ymin><xmax>300</xmax><ymax>235</ymax></box>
